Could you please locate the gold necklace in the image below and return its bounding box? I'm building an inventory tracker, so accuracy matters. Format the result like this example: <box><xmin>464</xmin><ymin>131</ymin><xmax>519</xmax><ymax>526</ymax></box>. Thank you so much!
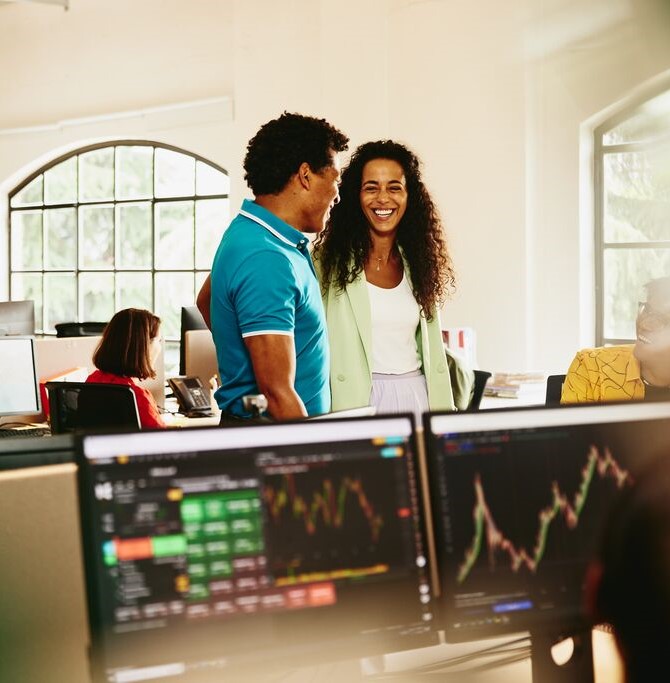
<box><xmin>372</xmin><ymin>253</ymin><xmax>391</xmax><ymax>271</ymax></box>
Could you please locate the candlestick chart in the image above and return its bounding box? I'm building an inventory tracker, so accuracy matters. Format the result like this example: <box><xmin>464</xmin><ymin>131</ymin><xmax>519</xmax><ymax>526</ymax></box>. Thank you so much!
<box><xmin>262</xmin><ymin>457</ymin><xmax>407</xmax><ymax>579</ymax></box>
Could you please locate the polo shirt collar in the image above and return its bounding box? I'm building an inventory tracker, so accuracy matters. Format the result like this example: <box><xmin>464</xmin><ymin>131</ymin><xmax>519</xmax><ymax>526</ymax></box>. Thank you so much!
<box><xmin>239</xmin><ymin>199</ymin><xmax>309</xmax><ymax>251</ymax></box>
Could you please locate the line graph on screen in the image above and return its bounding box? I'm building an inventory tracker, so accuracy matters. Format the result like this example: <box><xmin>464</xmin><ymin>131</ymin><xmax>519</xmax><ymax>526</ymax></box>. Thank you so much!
<box><xmin>457</xmin><ymin>444</ymin><xmax>633</xmax><ymax>583</ymax></box>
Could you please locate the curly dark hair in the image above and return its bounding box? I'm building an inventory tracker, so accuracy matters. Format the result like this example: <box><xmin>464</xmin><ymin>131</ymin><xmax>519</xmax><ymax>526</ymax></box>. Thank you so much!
<box><xmin>244</xmin><ymin>112</ymin><xmax>349</xmax><ymax>195</ymax></box>
<box><xmin>313</xmin><ymin>140</ymin><xmax>455</xmax><ymax>318</ymax></box>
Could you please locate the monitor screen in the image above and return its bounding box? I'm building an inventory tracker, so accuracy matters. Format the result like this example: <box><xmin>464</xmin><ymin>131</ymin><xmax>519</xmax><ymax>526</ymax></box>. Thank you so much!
<box><xmin>0</xmin><ymin>336</ymin><xmax>41</xmax><ymax>418</ymax></box>
<box><xmin>77</xmin><ymin>415</ymin><xmax>435</xmax><ymax>682</ymax></box>
<box><xmin>424</xmin><ymin>402</ymin><xmax>670</xmax><ymax>642</ymax></box>
<box><xmin>0</xmin><ymin>300</ymin><xmax>35</xmax><ymax>336</ymax></box>
<box><xmin>179</xmin><ymin>306</ymin><xmax>208</xmax><ymax>376</ymax></box>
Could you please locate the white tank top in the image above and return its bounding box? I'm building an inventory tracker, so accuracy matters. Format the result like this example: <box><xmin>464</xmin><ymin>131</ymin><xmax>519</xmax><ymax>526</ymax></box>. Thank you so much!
<box><xmin>366</xmin><ymin>273</ymin><xmax>421</xmax><ymax>374</ymax></box>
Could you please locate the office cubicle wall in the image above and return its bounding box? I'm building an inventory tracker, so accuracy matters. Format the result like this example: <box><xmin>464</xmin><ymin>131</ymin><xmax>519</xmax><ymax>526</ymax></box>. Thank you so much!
<box><xmin>34</xmin><ymin>336</ymin><xmax>166</xmax><ymax>416</ymax></box>
<box><xmin>0</xmin><ymin>462</ymin><xmax>89</xmax><ymax>683</ymax></box>
<box><xmin>184</xmin><ymin>328</ymin><xmax>219</xmax><ymax>391</ymax></box>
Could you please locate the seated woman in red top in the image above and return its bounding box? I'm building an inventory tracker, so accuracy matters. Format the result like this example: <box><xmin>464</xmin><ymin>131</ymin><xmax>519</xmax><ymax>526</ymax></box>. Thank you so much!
<box><xmin>87</xmin><ymin>308</ymin><xmax>166</xmax><ymax>429</ymax></box>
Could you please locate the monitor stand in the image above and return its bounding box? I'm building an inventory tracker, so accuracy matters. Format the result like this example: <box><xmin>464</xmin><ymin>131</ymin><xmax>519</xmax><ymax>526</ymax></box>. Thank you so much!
<box><xmin>530</xmin><ymin>629</ymin><xmax>594</xmax><ymax>683</ymax></box>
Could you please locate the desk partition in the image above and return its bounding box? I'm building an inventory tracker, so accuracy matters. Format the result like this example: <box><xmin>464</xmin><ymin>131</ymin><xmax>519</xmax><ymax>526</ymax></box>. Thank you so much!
<box><xmin>0</xmin><ymin>460</ymin><xmax>89</xmax><ymax>683</ymax></box>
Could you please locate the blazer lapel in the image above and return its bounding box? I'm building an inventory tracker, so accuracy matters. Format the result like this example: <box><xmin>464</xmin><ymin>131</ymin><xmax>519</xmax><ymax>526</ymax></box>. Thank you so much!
<box><xmin>346</xmin><ymin>273</ymin><xmax>372</xmax><ymax>368</ymax></box>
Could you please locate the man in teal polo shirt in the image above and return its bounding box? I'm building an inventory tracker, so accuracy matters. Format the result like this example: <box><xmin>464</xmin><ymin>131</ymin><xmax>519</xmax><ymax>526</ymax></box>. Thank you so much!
<box><xmin>198</xmin><ymin>113</ymin><xmax>348</xmax><ymax>420</ymax></box>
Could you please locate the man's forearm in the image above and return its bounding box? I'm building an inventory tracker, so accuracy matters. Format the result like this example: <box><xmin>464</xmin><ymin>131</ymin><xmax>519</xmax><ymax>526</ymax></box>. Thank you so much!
<box><xmin>260</xmin><ymin>383</ymin><xmax>307</xmax><ymax>420</ymax></box>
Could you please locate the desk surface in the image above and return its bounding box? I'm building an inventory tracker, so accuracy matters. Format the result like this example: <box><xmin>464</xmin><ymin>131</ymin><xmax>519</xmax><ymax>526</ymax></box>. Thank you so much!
<box><xmin>162</xmin><ymin>395</ymin><xmax>221</xmax><ymax>427</ymax></box>
<box><xmin>373</xmin><ymin>629</ymin><xmax>623</xmax><ymax>682</ymax></box>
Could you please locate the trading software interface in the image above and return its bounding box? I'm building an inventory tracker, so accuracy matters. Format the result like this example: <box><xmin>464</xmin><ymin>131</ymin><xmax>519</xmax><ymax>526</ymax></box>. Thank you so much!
<box><xmin>425</xmin><ymin>403</ymin><xmax>670</xmax><ymax>641</ymax></box>
<box><xmin>79</xmin><ymin>417</ymin><xmax>434</xmax><ymax>682</ymax></box>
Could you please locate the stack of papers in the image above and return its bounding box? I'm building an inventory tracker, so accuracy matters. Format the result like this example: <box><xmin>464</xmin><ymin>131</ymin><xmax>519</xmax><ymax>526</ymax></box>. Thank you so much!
<box><xmin>484</xmin><ymin>372</ymin><xmax>546</xmax><ymax>399</ymax></box>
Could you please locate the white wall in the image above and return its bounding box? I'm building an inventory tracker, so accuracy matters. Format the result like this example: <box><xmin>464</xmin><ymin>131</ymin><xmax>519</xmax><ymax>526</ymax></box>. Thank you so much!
<box><xmin>2</xmin><ymin>0</ymin><xmax>670</xmax><ymax>373</ymax></box>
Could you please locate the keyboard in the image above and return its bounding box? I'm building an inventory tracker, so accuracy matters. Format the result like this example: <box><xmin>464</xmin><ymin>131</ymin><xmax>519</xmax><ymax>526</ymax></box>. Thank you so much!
<box><xmin>0</xmin><ymin>426</ymin><xmax>51</xmax><ymax>438</ymax></box>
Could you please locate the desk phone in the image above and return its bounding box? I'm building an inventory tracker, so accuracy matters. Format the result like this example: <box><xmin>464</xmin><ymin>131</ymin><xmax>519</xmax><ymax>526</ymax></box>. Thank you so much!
<box><xmin>167</xmin><ymin>376</ymin><xmax>213</xmax><ymax>417</ymax></box>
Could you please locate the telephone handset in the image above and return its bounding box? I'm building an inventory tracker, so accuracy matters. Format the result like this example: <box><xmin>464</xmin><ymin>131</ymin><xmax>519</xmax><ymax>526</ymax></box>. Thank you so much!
<box><xmin>167</xmin><ymin>376</ymin><xmax>214</xmax><ymax>417</ymax></box>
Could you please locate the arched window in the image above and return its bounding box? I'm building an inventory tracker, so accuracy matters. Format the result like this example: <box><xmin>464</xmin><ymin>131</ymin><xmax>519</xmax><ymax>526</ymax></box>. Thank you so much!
<box><xmin>594</xmin><ymin>85</ymin><xmax>670</xmax><ymax>345</ymax></box>
<box><xmin>8</xmin><ymin>141</ymin><xmax>229</xmax><ymax>369</ymax></box>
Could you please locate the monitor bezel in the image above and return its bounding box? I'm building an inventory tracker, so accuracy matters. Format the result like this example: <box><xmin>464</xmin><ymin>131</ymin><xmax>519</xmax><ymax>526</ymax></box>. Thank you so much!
<box><xmin>0</xmin><ymin>335</ymin><xmax>42</xmax><ymax>419</ymax></box>
<box><xmin>423</xmin><ymin>400</ymin><xmax>670</xmax><ymax>643</ymax></box>
<box><xmin>76</xmin><ymin>414</ymin><xmax>439</xmax><ymax>681</ymax></box>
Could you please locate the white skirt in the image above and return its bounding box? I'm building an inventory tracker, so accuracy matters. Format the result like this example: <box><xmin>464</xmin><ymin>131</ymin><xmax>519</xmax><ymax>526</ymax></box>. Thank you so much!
<box><xmin>370</xmin><ymin>369</ymin><xmax>429</xmax><ymax>423</ymax></box>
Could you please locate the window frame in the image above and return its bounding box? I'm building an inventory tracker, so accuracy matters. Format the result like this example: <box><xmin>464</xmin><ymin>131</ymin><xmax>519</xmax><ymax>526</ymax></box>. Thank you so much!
<box><xmin>594</xmin><ymin>79</ymin><xmax>670</xmax><ymax>346</ymax></box>
<box><xmin>7</xmin><ymin>140</ymin><xmax>229</xmax><ymax>340</ymax></box>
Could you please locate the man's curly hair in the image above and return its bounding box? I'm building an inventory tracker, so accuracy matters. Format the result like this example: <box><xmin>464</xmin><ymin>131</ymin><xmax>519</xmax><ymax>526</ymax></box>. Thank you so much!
<box><xmin>313</xmin><ymin>140</ymin><xmax>455</xmax><ymax>319</ymax></box>
<box><xmin>244</xmin><ymin>112</ymin><xmax>349</xmax><ymax>195</ymax></box>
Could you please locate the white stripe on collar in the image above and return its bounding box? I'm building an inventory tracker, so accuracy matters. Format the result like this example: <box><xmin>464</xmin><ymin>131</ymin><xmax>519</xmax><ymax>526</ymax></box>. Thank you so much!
<box><xmin>239</xmin><ymin>208</ymin><xmax>299</xmax><ymax>248</ymax></box>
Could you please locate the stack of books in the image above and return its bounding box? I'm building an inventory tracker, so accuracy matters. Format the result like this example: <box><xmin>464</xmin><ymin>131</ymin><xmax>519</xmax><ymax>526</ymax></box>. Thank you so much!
<box><xmin>483</xmin><ymin>372</ymin><xmax>546</xmax><ymax>399</ymax></box>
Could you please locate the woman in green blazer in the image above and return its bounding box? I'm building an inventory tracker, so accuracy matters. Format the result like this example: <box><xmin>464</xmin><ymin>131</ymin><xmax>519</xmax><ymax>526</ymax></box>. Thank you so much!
<box><xmin>313</xmin><ymin>140</ymin><xmax>463</xmax><ymax>418</ymax></box>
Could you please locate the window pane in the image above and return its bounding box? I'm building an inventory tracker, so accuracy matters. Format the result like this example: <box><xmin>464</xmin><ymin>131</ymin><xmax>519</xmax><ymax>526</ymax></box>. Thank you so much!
<box><xmin>117</xmin><ymin>272</ymin><xmax>153</xmax><ymax>311</ymax></box>
<box><xmin>195</xmin><ymin>271</ymin><xmax>209</xmax><ymax>291</ymax></box>
<box><xmin>79</xmin><ymin>148</ymin><xmax>114</xmax><ymax>202</ymax></box>
<box><xmin>603</xmin><ymin>248</ymin><xmax>670</xmax><ymax>339</ymax></box>
<box><xmin>196</xmin><ymin>161</ymin><xmax>229</xmax><ymax>196</ymax></box>
<box><xmin>195</xmin><ymin>199</ymin><xmax>227</xmax><ymax>269</ymax></box>
<box><xmin>11</xmin><ymin>274</ymin><xmax>43</xmax><ymax>333</ymax></box>
<box><xmin>155</xmin><ymin>201</ymin><xmax>194</xmax><ymax>269</ymax></box>
<box><xmin>11</xmin><ymin>175</ymin><xmax>43</xmax><ymax>207</ymax></box>
<box><xmin>116</xmin><ymin>146</ymin><xmax>153</xmax><ymax>200</ymax></box>
<box><xmin>11</xmin><ymin>211</ymin><xmax>43</xmax><ymax>270</ymax></box>
<box><xmin>80</xmin><ymin>205</ymin><xmax>114</xmax><ymax>269</ymax></box>
<box><xmin>80</xmin><ymin>272</ymin><xmax>115</xmax><ymax>322</ymax></box>
<box><xmin>116</xmin><ymin>202</ymin><xmax>152</xmax><ymax>269</ymax></box>
<box><xmin>44</xmin><ymin>273</ymin><xmax>76</xmax><ymax>332</ymax></box>
<box><xmin>155</xmin><ymin>148</ymin><xmax>195</xmax><ymax>198</ymax></box>
<box><xmin>44</xmin><ymin>158</ymin><xmax>77</xmax><ymax>205</ymax></box>
<box><xmin>155</xmin><ymin>272</ymin><xmax>194</xmax><ymax>340</ymax></box>
<box><xmin>44</xmin><ymin>208</ymin><xmax>76</xmax><ymax>269</ymax></box>
<box><xmin>164</xmin><ymin>341</ymin><xmax>180</xmax><ymax>378</ymax></box>
<box><xmin>604</xmin><ymin>90</ymin><xmax>670</xmax><ymax>145</ymax></box>
<box><xmin>603</xmin><ymin>147</ymin><xmax>670</xmax><ymax>243</ymax></box>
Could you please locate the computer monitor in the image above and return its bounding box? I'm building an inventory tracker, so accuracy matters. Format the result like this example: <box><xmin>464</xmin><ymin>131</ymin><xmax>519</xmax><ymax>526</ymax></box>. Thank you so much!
<box><xmin>424</xmin><ymin>402</ymin><xmax>670</xmax><ymax>645</ymax></box>
<box><xmin>77</xmin><ymin>415</ymin><xmax>435</xmax><ymax>682</ymax></box>
<box><xmin>179</xmin><ymin>306</ymin><xmax>208</xmax><ymax>375</ymax></box>
<box><xmin>0</xmin><ymin>336</ymin><xmax>41</xmax><ymax>419</ymax></box>
<box><xmin>0</xmin><ymin>299</ymin><xmax>35</xmax><ymax>336</ymax></box>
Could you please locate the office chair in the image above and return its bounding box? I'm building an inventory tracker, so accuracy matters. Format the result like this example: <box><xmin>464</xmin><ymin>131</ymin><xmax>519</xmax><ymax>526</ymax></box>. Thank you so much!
<box><xmin>55</xmin><ymin>322</ymin><xmax>107</xmax><ymax>338</ymax></box>
<box><xmin>545</xmin><ymin>374</ymin><xmax>566</xmax><ymax>406</ymax></box>
<box><xmin>46</xmin><ymin>382</ymin><xmax>141</xmax><ymax>434</ymax></box>
<box><xmin>469</xmin><ymin>370</ymin><xmax>492</xmax><ymax>410</ymax></box>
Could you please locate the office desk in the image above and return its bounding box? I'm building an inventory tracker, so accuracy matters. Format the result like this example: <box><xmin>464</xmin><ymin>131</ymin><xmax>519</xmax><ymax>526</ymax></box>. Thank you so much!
<box><xmin>162</xmin><ymin>411</ymin><xmax>221</xmax><ymax>428</ymax></box>
<box><xmin>371</xmin><ymin>629</ymin><xmax>623</xmax><ymax>682</ymax></box>
<box><xmin>161</xmin><ymin>396</ymin><xmax>221</xmax><ymax>428</ymax></box>
<box><xmin>265</xmin><ymin>629</ymin><xmax>622</xmax><ymax>682</ymax></box>
<box><xmin>480</xmin><ymin>392</ymin><xmax>545</xmax><ymax>410</ymax></box>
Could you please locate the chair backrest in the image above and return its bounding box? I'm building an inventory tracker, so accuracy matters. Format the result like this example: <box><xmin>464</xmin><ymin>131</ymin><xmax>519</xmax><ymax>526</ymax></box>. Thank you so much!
<box><xmin>55</xmin><ymin>321</ymin><xmax>107</xmax><ymax>338</ymax></box>
<box><xmin>46</xmin><ymin>381</ymin><xmax>141</xmax><ymax>434</ymax></box>
<box><xmin>545</xmin><ymin>373</ymin><xmax>566</xmax><ymax>406</ymax></box>
<box><xmin>469</xmin><ymin>369</ymin><xmax>492</xmax><ymax>410</ymax></box>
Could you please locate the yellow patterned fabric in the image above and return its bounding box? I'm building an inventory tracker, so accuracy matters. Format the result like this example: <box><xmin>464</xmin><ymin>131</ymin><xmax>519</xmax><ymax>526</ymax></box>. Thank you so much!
<box><xmin>560</xmin><ymin>345</ymin><xmax>645</xmax><ymax>404</ymax></box>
